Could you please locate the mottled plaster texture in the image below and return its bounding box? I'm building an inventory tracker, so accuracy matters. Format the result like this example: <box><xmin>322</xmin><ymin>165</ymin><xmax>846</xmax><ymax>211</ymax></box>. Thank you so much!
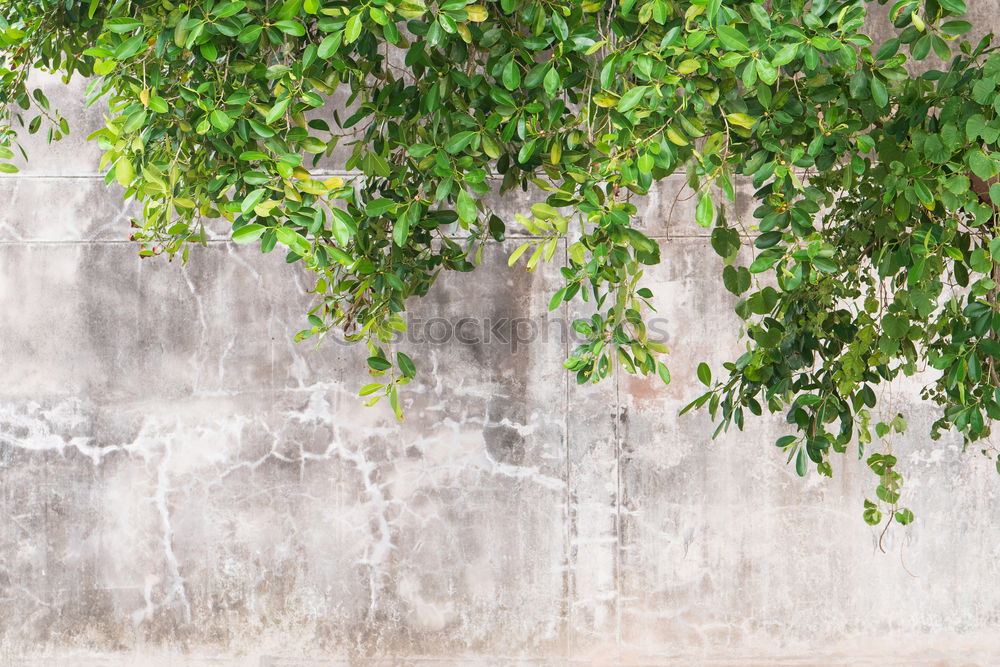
<box><xmin>3</xmin><ymin>9</ymin><xmax>1000</xmax><ymax>667</ymax></box>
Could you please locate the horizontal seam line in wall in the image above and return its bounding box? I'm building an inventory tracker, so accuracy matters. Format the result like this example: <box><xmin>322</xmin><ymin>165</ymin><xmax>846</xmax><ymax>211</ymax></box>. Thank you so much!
<box><xmin>0</xmin><ymin>234</ymin><xmax>727</xmax><ymax>246</ymax></box>
<box><xmin>0</xmin><ymin>174</ymin><xmax>107</xmax><ymax>180</ymax></box>
<box><xmin>0</xmin><ymin>175</ymin><xmax>705</xmax><ymax>202</ymax></box>
<box><xmin>0</xmin><ymin>169</ymin><xmax>359</xmax><ymax>180</ymax></box>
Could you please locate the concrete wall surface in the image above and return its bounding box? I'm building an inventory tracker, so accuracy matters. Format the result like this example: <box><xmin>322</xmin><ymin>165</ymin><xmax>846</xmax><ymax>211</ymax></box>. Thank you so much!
<box><xmin>2</xmin><ymin>7</ymin><xmax>1000</xmax><ymax>666</ymax></box>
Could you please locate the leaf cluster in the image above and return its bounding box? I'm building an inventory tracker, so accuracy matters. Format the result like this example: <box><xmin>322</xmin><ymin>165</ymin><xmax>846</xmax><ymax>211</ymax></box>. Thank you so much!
<box><xmin>3</xmin><ymin>0</ymin><xmax>999</xmax><ymax>524</ymax></box>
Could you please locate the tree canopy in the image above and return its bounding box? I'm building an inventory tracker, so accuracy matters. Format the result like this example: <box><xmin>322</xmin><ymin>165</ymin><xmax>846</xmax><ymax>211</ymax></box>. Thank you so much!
<box><xmin>2</xmin><ymin>0</ymin><xmax>999</xmax><ymax>525</ymax></box>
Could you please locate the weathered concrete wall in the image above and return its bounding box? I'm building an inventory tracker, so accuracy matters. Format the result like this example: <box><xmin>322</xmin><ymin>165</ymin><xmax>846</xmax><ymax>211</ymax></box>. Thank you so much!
<box><xmin>3</xmin><ymin>10</ymin><xmax>1000</xmax><ymax>666</ymax></box>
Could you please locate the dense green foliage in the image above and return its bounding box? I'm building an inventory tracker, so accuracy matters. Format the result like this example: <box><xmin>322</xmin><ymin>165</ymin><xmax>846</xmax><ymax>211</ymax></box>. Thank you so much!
<box><xmin>2</xmin><ymin>0</ymin><xmax>999</xmax><ymax>525</ymax></box>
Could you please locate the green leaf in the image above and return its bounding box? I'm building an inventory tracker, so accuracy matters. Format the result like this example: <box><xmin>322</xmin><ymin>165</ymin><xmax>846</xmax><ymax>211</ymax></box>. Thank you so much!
<box><xmin>637</xmin><ymin>153</ymin><xmax>653</xmax><ymax>173</ymax></box>
<box><xmin>502</xmin><ymin>59</ymin><xmax>521</xmax><ymax>90</ymax></box>
<box><xmin>330</xmin><ymin>208</ymin><xmax>358</xmax><ymax>245</ymax></box>
<box><xmin>911</xmin><ymin>34</ymin><xmax>931</xmax><ymax>60</ymax></box>
<box><xmin>247</xmin><ymin>119</ymin><xmax>275</xmax><ymax>137</ymax></box>
<box><xmin>969</xmin><ymin>150</ymin><xmax>997</xmax><ymax>181</ymax></box>
<box><xmin>931</xmin><ymin>35</ymin><xmax>951</xmax><ymax>61</ymax></box>
<box><xmin>233</xmin><ymin>223</ymin><xmax>266</xmax><ymax>243</ymax></box>
<box><xmin>241</xmin><ymin>188</ymin><xmax>267</xmax><ymax>214</ymax></box>
<box><xmin>265</xmin><ymin>97</ymin><xmax>291</xmax><ymax>124</ymax></box>
<box><xmin>276</xmin><ymin>0</ymin><xmax>302</xmax><ymax>20</ymax></box>
<box><xmin>695</xmin><ymin>193</ymin><xmax>714</xmax><ymax>227</ymax></box>
<box><xmin>274</xmin><ymin>20</ymin><xmax>305</xmax><ymax>36</ymax></box>
<box><xmin>457</xmin><ymin>188</ymin><xmax>477</xmax><ymax>224</ymax></box>
<box><xmin>749</xmin><ymin>252</ymin><xmax>781</xmax><ymax>273</ymax></box>
<box><xmin>115</xmin><ymin>158</ymin><xmax>135</xmax><ymax>187</ymax></box>
<box><xmin>123</xmin><ymin>109</ymin><xmax>147</xmax><ymax>134</ymax></box>
<box><xmin>677</xmin><ymin>59</ymin><xmax>700</xmax><ymax>74</ymax></box>
<box><xmin>237</xmin><ymin>24</ymin><xmax>263</xmax><ymax>43</ymax></box>
<box><xmin>276</xmin><ymin>226</ymin><xmax>311</xmax><ymax>255</ymax></box>
<box><xmin>811</xmin><ymin>36</ymin><xmax>840</xmax><ymax>52</ymax></box>
<box><xmin>548</xmin><ymin>287</ymin><xmax>566</xmax><ymax>311</ymax></box>
<box><xmin>991</xmin><ymin>240</ymin><xmax>1000</xmax><ymax>266</ymax></box>
<box><xmin>795</xmin><ymin>447</ymin><xmax>808</xmax><ymax>477</ymax></box>
<box><xmin>508</xmin><ymin>241</ymin><xmax>533</xmax><ymax>267</ymax></box>
<box><xmin>870</xmin><ymin>76</ymin><xmax>888</xmax><ymax>108</ymax></box>
<box><xmin>397</xmin><ymin>352</ymin><xmax>417</xmax><ymax>378</ymax></box>
<box><xmin>543</xmin><ymin>67</ymin><xmax>560</xmax><ymax>98</ymax></box>
<box><xmin>209</xmin><ymin>109</ymin><xmax>234</xmax><ymax>131</ymax></box>
<box><xmin>748</xmin><ymin>3</ymin><xmax>771</xmax><ymax>29</ymax></box>
<box><xmin>967</xmin><ymin>114</ymin><xmax>987</xmax><ymax>142</ymax></box>
<box><xmin>616</xmin><ymin>85</ymin><xmax>648</xmax><ymax>112</ymax></box>
<box><xmin>345</xmin><ymin>13</ymin><xmax>363</xmax><ymax>42</ymax></box>
<box><xmin>716</xmin><ymin>25</ymin><xmax>750</xmax><ymax>51</ymax></box>
<box><xmin>755</xmin><ymin>59</ymin><xmax>777</xmax><ymax>85</ymax></box>
<box><xmin>923</xmin><ymin>135</ymin><xmax>949</xmax><ymax>164</ymax></box>
<box><xmin>812</xmin><ymin>257</ymin><xmax>838</xmax><ymax>273</ymax></box>
<box><xmin>863</xmin><ymin>500</ymin><xmax>882</xmax><ymax>526</ymax></box>
<box><xmin>359</xmin><ymin>382</ymin><xmax>383</xmax><ymax>397</ymax></box>
<box><xmin>390</xmin><ymin>385</ymin><xmax>402</xmax><ymax>421</ymax></box>
<box><xmin>367</xmin><ymin>355</ymin><xmax>392</xmax><ymax>371</ymax></box>
<box><xmin>365</xmin><ymin>198</ymin><xmax>397</xmax><ymax>216</ymax></box>
<box><xmin>875</xmin><ymin>38</ymin><xmax>900</xmax><ymax>61</ymax></box>
<box><xmin>941</xmin><ymin>20</ymin><xmax>972</xmax><ymax>35</ymax></box>
<box><xmin>445</xmin><ymin>131</ymin><xmax>477</xmax><ymax>154</ymax></box>
<box><xmin>407</xmin><ymin>143</ymin><xmax>435</xmax><ymax>158</ymax></box>
<box><xmin>772</xmin><ymin>43</ymin><xmax>798</xmax><ymax>66</ymax></box>
<box><xmin>393</xmin><ymin>212</ymin><xmax>410</xmax><ymax>247</ymax></box>
<box><xmin>532</xmin><ymin>202</ymin><xmax>559</xmax><ymax>219</ymax></box>
<box><xmin>697</xmin><ymin>362</ymin><xmax>711</xmax><ymax>386</ymax></box>
<box><xmin>114</xmin><ymin>34</ymin><xmax>147</xmax><ymax>60</ymax></box>
<box><xmin>518</xmin><ymin>139</ymin><xmax>538</xmax><ymax>163</ymax></box>
<box><xmin>215</xmin><ymin>2</ymin><xmax>247</xmax><ymax>18</ymax></box>
<box><xmin>148</xmin><ymin>96</ymin><xmax>168</xmax><ymax>113</ymax></box>
<box><xmin>106</xmin><ymin>18</ymin><xmax>144</xmax><ymax>33</ymax></box>
<box><xmin>318</xmin><ymin>32</ymin><xmax>343</xmax><ymax>58</ymax></box>
<box><xmin>882</xmin><ymin>314</ymin><xmax>909</xmax><ymax>339</ymax></box>
<box><xmin>384</xmin><ymin>274</ymin><xmax>405</xmax><ymax>291</ymax></box>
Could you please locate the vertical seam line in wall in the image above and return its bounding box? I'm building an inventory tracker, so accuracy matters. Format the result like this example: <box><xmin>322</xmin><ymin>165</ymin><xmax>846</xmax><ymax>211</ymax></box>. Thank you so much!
<box><xmin>614</xmin><ymin>331</ymin><xmax>622</xmax><ymax>656</ymax></box>
<box><xmin>561</xmin><ymin>237</ymin><xmax>572</xmax><ymax>658</ymax></box>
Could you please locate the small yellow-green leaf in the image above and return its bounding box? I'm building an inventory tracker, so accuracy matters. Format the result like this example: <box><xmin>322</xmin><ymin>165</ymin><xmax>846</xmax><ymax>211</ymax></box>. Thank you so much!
<box><xmin>666</xmin><ymin>127</ymin><xmax>688</xmax><ymax>146</ymax></box>
<box><xmin>593</xmin><ymin>92</ymin><xmax>618</xmax><ymax>107</ymax></box>
<box><xmin>344</xmin><ymin>13</ymin><xmax>362</xmax><ymax>42</ymax></box>
<box><xmin>677</xmin><ymin>59</ymin><xmax>700</xmax><ymax>74</ymax></box>
<box><xmin>695</xmin><ymin>193</ymin><xmax>714</xmax><ymax>227</ymax></box>
<box><xmin>465</xmin><ymin>4</ymin><xmax>488</xmax><ymax>21</ymax></box>
<box><xmin>726</xmin><ymin>113</ymin><xmax>756</xmax><ymax>129</ymax></box>
<box><xmin>508</xmin><ymin>241</ymin><xmax>533</xmax><ymax>267</ymax></box>
<box><xmin>115</xmin><ymin>158</ymin><xmax>135</xmax><ymax>187</ymax></box>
